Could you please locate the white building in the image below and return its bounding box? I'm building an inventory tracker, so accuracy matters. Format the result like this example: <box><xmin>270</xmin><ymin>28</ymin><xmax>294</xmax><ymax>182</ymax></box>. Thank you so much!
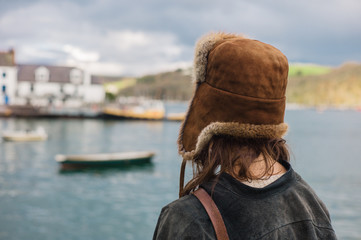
<box><xmin>0</xmin><ymin>49</ymin><xmax>17</xmax><ymax>105</ymax></box>
<box><xmin>0</xmin><ymin>49</ymin><xmax>106</xmax><ymax>108</ymax></box>
<box><xmin>16</xmin><ymin>64</ymin><xmax>105</xmax><ymax>107</ymax></box>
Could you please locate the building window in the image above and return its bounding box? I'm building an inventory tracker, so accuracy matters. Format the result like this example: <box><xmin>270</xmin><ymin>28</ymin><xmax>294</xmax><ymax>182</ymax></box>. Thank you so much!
<box><xmin>2</xmin><ymin>72</ymin><xmax>6</xmax><ymax>78</ymax></box>
<box><xmin>2</xmin><ymin>85</ymin><xmax>6</xmax><ymax>93</ymax></box>
<box><xmin>30</xmin><ymin>83</ymin><xmax>34</xmax><ymax>92</ymax></box>
<box><xmin>70</xmin><ymin>69</ymin><xmax>83</xmax><ymax>85</ymax></box>
<box><xmin>35</xmin><ymin>66</ymin><xmax>50</xmax><ymax>82</ymax></box>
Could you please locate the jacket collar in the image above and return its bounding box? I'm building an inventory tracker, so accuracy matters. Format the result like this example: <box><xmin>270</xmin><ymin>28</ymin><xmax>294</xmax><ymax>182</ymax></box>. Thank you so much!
<box><xmin>201</xmin><ymin>161</ymin><xmax>297</xmax><ymax>199</ymax></box>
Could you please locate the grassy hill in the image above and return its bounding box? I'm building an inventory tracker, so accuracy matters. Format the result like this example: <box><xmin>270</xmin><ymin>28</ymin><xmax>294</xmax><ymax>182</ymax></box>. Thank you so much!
<box><xmin>109</xmin><ymin>63</ymin><xmax>361</xmax><ymax>108</ymax></box>
<box><xmin>288</xmin><ymin>64</ymin><xmax>331</xmax><ymax>77</ymax></box>
<box><xmin>117</xmin><ymin>68</ymin><xmax>194</xmax><ymax>101</ymax></box>
<box><xmin>287</xmin><ymin>63</ymin><xmax>361</xmax><ymax>108</ymax></box>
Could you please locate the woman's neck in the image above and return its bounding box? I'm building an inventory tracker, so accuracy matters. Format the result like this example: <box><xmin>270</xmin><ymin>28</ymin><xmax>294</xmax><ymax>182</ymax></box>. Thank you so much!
<box><xmin>248</xmin><ymin>157</ymin><xmax>286</xmax><ymax>179</ymax></box>
<box><xmin>229</xmin><ymin>154</ymin><xmax>287</xmax><ymax>180</ymax></box>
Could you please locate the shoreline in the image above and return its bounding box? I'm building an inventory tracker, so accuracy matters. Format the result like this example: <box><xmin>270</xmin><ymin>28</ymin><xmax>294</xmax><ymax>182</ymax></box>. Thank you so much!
<box><xmin>286</xmin><ymin>103</ymin><xmax>361</xmax><ymax>111</ymax></box>
<box><xmin>1</xmin><ymin>102</ymin><xmax>360</xmax><ymax>119</ymax></box>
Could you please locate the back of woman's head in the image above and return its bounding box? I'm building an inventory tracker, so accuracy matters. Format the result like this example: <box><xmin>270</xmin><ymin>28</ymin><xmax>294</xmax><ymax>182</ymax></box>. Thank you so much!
<box><xmin>178</xmin><ymin>32</ymin><xmax>289</xmax><ymax>197</ymax></box>
<box><xmin>180</xmin><ymin>136</ymin><xmax>290</xmax><ymax>197</ymax></box>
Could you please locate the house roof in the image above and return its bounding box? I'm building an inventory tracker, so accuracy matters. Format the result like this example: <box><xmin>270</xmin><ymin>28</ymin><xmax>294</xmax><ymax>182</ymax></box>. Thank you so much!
<box><xmin>0</xmin><ymin>49</ymin><xmax>15</xmax><ymax>66</ymax></box>
<box><xmin>17</xmin><ymin>64</ymin><xmax>82</xmax><ymax>83</ymax></box>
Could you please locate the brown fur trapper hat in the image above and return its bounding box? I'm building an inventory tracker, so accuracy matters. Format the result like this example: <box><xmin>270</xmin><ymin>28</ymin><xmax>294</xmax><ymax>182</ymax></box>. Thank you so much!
<box><xmin>178</xmin><ymin>32</ymin><xmax>289</xmax><ymax>161</ymax></box>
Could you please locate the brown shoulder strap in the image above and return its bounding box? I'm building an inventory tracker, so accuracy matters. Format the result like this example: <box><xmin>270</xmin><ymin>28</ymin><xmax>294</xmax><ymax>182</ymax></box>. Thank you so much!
<box><xmin>193</xmin><ymin>188</ymin><xmax>230</xmax><ymax>240</ymax></box>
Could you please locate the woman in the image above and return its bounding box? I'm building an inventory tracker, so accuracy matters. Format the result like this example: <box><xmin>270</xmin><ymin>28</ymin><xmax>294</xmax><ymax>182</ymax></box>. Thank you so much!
<box><xmin>153</xmin><ymin>32</ymin><xmax>336</xmax><ymax>239</ymax></box>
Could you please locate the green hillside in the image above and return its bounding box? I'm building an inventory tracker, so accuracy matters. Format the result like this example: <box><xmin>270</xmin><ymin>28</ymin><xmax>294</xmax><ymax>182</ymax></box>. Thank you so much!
<box><xmin>111</xmin><ymin>63</ymin><xmax>361</xmax><ymax>108</ymax></box>
<box><xmin>117</xmin><ymin>68</ymin><xmax>194</xmax><ymax>101</ymax></box>
<box><xmin>287</xmin><ymin>63</ymin><xmax>361</xmax><ymax>107</ymax></box>
<box><xmin>288</xmin><ymin>64</ymin><xmax>331</xmax><ymax>77</ymax></box>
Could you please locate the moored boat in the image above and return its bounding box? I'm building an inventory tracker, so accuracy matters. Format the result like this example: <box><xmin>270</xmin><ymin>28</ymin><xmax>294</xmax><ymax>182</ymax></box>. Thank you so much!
<box><xmin>103</xmin><ymin>97</ymin><xmax>165</xmax><ymax>120</ymax></box>
<box><xmin>165</xmin><ymin>112</ymin><xmax>185</xmax><ymax>121</ymax></box>
<box><xmin>2</xmin><ymin>127</ymin><xmax>48</xmax><ymax>141</ymax></box>
<box><xmin>55</xmin><ymin>151</ymin><xmax>155</xmax><ymax>170</ymax></box>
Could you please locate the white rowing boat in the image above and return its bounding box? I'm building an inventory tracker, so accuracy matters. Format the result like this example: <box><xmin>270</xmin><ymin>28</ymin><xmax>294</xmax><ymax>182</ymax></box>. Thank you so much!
<box><xmin>2</xmin><ymin>127</ymin><xmax>48</xmax><ymax>142</ymax></box>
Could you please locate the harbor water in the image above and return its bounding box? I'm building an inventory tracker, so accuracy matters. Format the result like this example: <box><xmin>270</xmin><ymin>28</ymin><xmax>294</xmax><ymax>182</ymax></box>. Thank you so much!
<box><xmin>0</xmin><ymin>107</ymin><xmax>361</xmax><ymax>239</ymax></box>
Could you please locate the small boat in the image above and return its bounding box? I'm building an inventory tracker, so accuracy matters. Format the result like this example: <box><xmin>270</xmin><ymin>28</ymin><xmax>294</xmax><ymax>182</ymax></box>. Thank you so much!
<box><xmin>103</xmin><ymin>97</ymin><xmax>165</xmax><ymax>120</ymax></box>
<box><xmin>166</xmin><ymin>112</ymin><xmax>185</xmax><ymax>121</ymax></box>
<box><xmin>56</xmin><ymin>151</ymin><xmax>155</xmax><ymax>170</ymax></box>
<box><xmin>2</xmin><ymin>127</ymin><xmax>48</xmax><ymax>142</ymax></box>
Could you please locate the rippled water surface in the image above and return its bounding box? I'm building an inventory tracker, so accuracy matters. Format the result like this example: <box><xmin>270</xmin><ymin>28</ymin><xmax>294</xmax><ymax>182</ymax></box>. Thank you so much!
<box><xmin>0</xmin><ymin>108</ymin><xmax>360</xmax><ymax>239</ymax></box>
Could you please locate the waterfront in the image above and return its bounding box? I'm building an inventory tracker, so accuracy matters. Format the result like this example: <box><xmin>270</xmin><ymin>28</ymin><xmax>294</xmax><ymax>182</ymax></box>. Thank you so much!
<box><xmin>0</xmin><ymin>109</ymin><xmax>361</xmax><ymax>239</ymax></box>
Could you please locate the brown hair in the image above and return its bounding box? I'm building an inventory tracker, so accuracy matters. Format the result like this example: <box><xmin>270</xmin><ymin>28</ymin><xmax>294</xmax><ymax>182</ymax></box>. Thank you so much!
<box><xmin>179</xmin><ymin>135</ymin><xmax>290</xmax><ymax>197</ymax></box>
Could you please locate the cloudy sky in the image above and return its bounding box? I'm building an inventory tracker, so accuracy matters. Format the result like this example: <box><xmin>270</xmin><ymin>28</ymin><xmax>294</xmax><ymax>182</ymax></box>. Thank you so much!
<box><xmin>1</xmin><ymin>0</ymin><xmax>360</xmax><ymax>76</ymax></box>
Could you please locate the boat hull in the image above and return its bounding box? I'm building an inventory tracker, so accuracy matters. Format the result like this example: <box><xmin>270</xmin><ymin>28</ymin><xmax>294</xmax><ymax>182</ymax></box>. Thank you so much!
<box><xmin>56</xmin><ymin>152</ymin><xmax>155</xmax><ymax>170</ymax></box>
<box><xmin>103</xmin><ymin>107</ymin><xmax>164</xmax><ymax>120</ymax></box>
<box><xmin>2</xmin><ymin>127</ymin><xmax>48</xmax><ymax>142</ymax></box>
<box><xmin>2</xmin><ymin>135</ymin><xmax>48</xmax><ymax>142</ymax></box>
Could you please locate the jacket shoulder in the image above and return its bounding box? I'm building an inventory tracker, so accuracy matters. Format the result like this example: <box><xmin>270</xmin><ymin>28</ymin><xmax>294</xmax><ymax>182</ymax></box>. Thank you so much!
<box><xmin>292</xmin><ymin>174</ymin><xmax>332</xmax><ymax>221</ymax></box>
<box><xmin>153</xmin><ymin>195</ymin><xmax>216</xmax><ymax>240</ymax></box>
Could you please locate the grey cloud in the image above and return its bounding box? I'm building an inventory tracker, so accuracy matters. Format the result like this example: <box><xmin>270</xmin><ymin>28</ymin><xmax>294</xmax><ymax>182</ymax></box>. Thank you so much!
<box><xmin>0</xmin><ymin>0</ymin><xmax>360</xmax><ymax>75</ymax></box>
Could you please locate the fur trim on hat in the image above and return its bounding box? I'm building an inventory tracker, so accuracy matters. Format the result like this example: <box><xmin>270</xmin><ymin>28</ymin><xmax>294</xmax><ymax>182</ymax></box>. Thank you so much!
<box><xmin>179</xmin><ymin>122</ymin><xmax>288</xmax><ymax>159</ymax></box>
<box><xmin>193</xmin><ymin>32</ymin><xmax>244</xmax><ymax>83</ymax></box>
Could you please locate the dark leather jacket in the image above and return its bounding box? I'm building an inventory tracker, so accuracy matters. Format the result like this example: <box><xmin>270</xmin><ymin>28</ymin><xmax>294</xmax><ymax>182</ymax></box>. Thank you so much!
<box><xmin>153</xmin><ymin>161</ymin><xmax>337</xmax><ymax>239</ymax></box>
